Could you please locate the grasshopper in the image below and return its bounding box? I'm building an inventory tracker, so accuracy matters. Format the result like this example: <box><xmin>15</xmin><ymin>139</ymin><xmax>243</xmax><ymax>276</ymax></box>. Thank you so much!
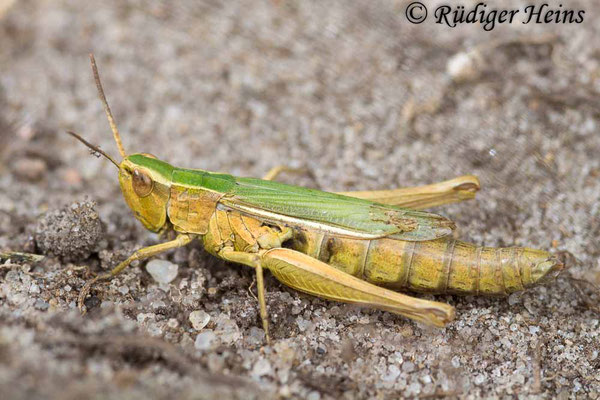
<box><xmin>69</xmin><ymin>55</ymin><xmax>564</xmax><ymax>343</ymax></box>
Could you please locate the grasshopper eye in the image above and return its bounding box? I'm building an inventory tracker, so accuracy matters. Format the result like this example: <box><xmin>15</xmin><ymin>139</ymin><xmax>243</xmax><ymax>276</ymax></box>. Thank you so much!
<box><xmin>132</xmin><ymin>169</ymin><xmax>153</xmax><ymax>197</ymax></box>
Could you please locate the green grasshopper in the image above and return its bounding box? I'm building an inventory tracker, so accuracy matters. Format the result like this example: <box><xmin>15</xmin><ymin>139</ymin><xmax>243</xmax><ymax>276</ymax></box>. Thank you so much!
<box><xmin>69</xmin><ymin>55</ymin><xmax>564</xmax><ymax>343</ymax></box>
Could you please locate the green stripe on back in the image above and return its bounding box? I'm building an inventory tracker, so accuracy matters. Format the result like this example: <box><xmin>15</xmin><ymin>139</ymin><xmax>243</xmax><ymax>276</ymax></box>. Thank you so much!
<box><xmin>127</xmin><ymin>154</ymin><xmax>174</xmax><ymax>180</ymax></box>
<box><xmin>172</xmin><ymin>168</ymin><xmax>236</xmax><ymax>193</ymax></box>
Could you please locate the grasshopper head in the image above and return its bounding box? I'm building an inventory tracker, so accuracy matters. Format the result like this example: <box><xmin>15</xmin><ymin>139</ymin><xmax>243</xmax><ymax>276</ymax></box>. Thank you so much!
<box><xmin>118</xmin><ymin>154</ymin><xmax>174</xmax><ymax>232</ymax></box>
<box><xmin>68</xmin><ymin>55</ymin><xmax>175</xmax><ymax>232</ymax></box>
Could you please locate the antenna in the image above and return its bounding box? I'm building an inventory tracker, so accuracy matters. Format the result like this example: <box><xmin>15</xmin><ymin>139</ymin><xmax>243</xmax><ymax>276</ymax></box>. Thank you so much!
<box><xmin>89</xmin><ymin>53</ymin><xmax>127</xmax><ymax>158</ymax></box>
<box><xmin>66</xmin><ymin>130</ymin><xmax>121</xmax><ymax>168</ymax></box>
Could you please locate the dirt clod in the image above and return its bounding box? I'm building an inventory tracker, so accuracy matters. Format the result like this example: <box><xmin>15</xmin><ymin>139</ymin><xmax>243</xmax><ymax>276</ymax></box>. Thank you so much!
<box><xmin>34</xmin><ymin>201</ymin><xmax>104</xmax><ymax>261</ymax></box>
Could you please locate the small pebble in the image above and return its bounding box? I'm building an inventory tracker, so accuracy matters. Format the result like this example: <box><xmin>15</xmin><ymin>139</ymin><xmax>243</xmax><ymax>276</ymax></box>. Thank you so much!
<box><xmin>291</xmin><ymin>305</ymin><xmax>303</xmax><ymax>315</ymax></box>
<box><xmin>62</xmin><ymin>168</ymin><xmax>82</xmax><ymax>185</ymax></box>
<box><xmin>189</xmin><ymin>310</ymin><xmax>211</xmax><ymax>330</ymax></box>
<box><xmin>83</xmin><ymin>296</ymin><xmax>101</xmax><ymax>310</ymax></box>
<box><xmin>529</xmin><ymin>325</ymin><xmax>540</xmax><ymax>334</ymax></box>
<box><xmin>307</xmin><ymin>391</ymin><xmax>321</xmax><ymax>400</ymax></box>
<box><xmin>34</xmin><ymin>299</ymin><xmax>49</xmax><ymax>311</ymax></box>
<box><xmin>402</xmin><ymin>361</ymin><xmax>415</xmax><ymax>373</ymax></box>
<box><xmin>383</xmin><ymin>365</ymin><xmax>400</xmax><ymax>382</ymax></box>
<box><xmin>407</xmin><ymin>382</ymin><xmax>421</xmax><ymax>396</ymax></box>
<box><xmin>508</xmin><ymin>293</ymin><xmax>521</xmax><ymax>306</ymax></box>
<box><xmin>5</xmin><ymin>270</ymin><xmax>20</xmax><ymax>283</ymax></box>
<box><xmin>146</xmin><ymin>323</ymin><xmax>163</xmax><ymax>337</ymax></box>
<box><xmin>167</xmin><ymin>318</ymin><xmax>179</xmax><ymax>329</ymax></box>
<box><xmin>451</xmin><ymin>356</ymin><xmax>460</xmax><ymax>368</ymax></box>
<box><xmin>146</xmin><ymin>259</ymin><xmax>179</xmax><ymax>284</ymax></box>
<box><xmin>29</xmin><ymin>283</ymin><xmax>40</xmax><ymax>294</ymax></box>
<box><xmin>252</xmin><ymin>358</ymin><xmax>272</xmax><ymax>377</ymax></box>
<box><xmin>474</xmin><ymin>374</ymin><xmax>486</xmax><ymax>385</ymax></box>
<box><xmin>13</xmin><ymin>157</ymin><xmax>47</xmax><ymax>181</ymax></box>
<box><xmin>195</xmin><ymin>330</ymin><xmax>217</xmax><ymax>350</ymax></box>
<box><xmin>151</xmin><ymin>300</ymin><xmax>166</xmax><ymax>309</ymax></box>
<box><xmin>446</xmin><ymin>50</ymin><xmax>481</xmax><ymax>82</ymax></box>
<box><xmin>279</xmin><ymin>386</ymin><xmax>291</xmax><ymax>397</ymax></box>
<box><xmin>246</xmin><ymin>326</ymin><xmax>265</xmax><ymax>346</ymax></box>
<box><xmin>216</xmin><ymin>316</ymin><xmax>241</xmax><ymax>344</ymax></box>
<box><xmin>296</xmin><ymin>317</ymin><xmax>310</xmax><ymax>332</ymax></box>
<box><xmin>137</xmin><ymin>313</ymin><xmax>155</xmax><ymax>324</ymax></box>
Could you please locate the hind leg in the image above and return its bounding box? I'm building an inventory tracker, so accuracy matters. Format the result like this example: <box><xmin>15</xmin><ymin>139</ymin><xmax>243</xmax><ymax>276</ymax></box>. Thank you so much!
<box><xmin>218</xmin><ymin>247</ymin><xmax>455</xmax><ymax>343</ymax></box>
<box><xmin>263</xmin><ymin>166</ymin><xmax>480</xmax><ymax>210</ymax></box>
<box><xmin>337</xmin><ymin>175</ymin><xmax>480</xmax><ymax>209</ymax></box>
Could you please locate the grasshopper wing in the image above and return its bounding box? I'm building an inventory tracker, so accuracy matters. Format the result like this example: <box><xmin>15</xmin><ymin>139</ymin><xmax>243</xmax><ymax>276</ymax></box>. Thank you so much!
<box><xmin>220</xmin><ymin>177</ymin><xmax>455</xmax><ymax>241</ymax></box>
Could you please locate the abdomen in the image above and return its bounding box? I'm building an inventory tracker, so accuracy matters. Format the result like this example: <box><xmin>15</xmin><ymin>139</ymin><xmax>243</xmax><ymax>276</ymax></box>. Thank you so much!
<box><xmin>287</xmin><ymin>230</ymin><xmax>563</xmax><ymax>295</ymax></box>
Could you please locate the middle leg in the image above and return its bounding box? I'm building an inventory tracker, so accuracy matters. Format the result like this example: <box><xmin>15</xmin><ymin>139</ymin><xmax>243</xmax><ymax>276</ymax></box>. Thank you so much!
<box><xmin>218</xmin><ymin>248</ymin><xmax>272</xmax><ymax>344</ymax></box>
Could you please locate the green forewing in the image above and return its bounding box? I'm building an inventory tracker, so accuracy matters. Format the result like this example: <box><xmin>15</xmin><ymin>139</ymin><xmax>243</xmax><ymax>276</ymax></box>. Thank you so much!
<box><xmin>165</xmin><ymin>165</ymin><xmax>455</xmax><ymax>241</ymax></box>
<box><xmin>220</xmin><ymin>177</ymin><xmax>455</xmax><ymax>241</ymax></box>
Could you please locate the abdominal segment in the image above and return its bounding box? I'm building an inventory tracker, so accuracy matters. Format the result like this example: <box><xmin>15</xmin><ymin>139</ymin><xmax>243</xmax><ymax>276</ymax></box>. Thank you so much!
<box><xmin>288</xmin><ymin>230</ymin><xmax>560</xmax><ymax>296</ymax></box>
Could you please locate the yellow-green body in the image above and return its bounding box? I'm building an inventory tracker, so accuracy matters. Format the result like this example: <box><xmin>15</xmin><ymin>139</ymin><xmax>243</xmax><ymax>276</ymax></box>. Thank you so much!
<box><xmin>73</xmin><ymin>55</ymin><xmax>565</xmax><ymax>338</ymax></box>
<box><xmin>136</xmin><ymin>161</ymin><xmax>560</xmax><ymax>297</ymax></box>
<box><xmin>100</xmin><ymin>151</ymin><xmax>563</xmax><ymax>334</ymax></box>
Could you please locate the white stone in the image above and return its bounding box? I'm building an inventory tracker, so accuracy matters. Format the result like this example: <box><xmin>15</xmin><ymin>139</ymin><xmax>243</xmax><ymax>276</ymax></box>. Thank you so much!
<box><xmin>146</xmin><ymin>259</ymin><xmax>179</xmax><ymax>284</ymax></box>
<box><xmin>137</xmin><ymin>313</ymin><xmax>155</xmax><ymax>324</ymax></box>
<box><xmin>167</xmin><ymin>318</ymin><xmax>179</xmax><ymax>329</ymax></box>
<box><xmin>217</xmin><ymin>316</ymin><xmax>241</xmax><ymax>344</ymax></box>
<box><xmin>529</xmin><ymin>325</ymin><xmax>540</xmax><ymax>334</ymax></box>
<box><xmin>246</xmin><ymin>326</ymin><xmax>265</xmax><ymax>345</ymax></box>
<box><xmin>446</xmin><ymin>51</ymin><xmax>481</xmax><ymax>82</ymax></box>
<box><xmin>306</xmin><ymin>391</ymin><xmax>321</xmax><ymax>400</ymax></box>
<box><xmin>29</xmin><ymin>283</ymin><xmax>40</xmax><ymax>294</ymax></box>
<box><xmin>195</xmin><ymin>330</ymin><xmax>217</xmax><ymax>350</ymax></box>
<box><xmin>474</xmin><ymin>374</ymin><xmax>486</xmax><ymax>385</ymax></box>
<box><xmin>451</xmin><ymin>356</ymin><xmax>460</xmax><ymax>368</ymax></box>
<box><xmin>402</xmin><ymin>361</ymin><xmax>415</xmax><ymax>373</ymax></box>
<box><xmin>189</xmin><ymin>310</ymin><xmax>211</xmax><ymax>330</ymax></box>
<box><xmin>252</xmin><ymin>358</ymin><xmax>272</xmax><ymax>377</ymax></box>
<box><xmin>383</xmin><ymin>364</ymin><xmax>400</xmax><ymax>382</ymax></box>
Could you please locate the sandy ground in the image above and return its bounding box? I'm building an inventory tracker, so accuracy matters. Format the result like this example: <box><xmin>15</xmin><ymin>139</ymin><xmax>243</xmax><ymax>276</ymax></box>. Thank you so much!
<box><xmin>0</xmin><ymin>0</ymin><xmax>599</xmax><ymax>399</ymax></box>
